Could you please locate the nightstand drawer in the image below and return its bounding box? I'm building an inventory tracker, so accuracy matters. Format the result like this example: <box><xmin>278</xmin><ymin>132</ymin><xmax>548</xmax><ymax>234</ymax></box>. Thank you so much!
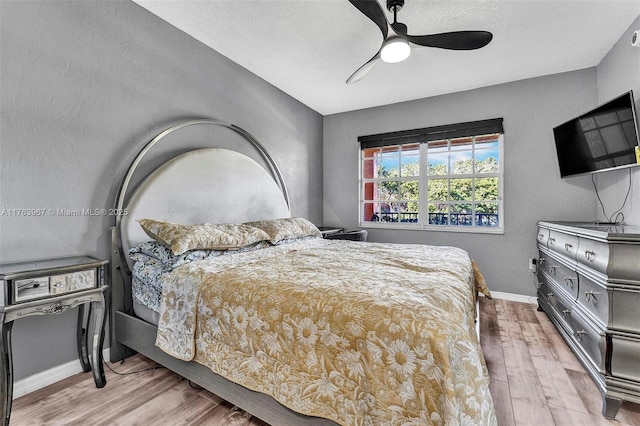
<box><xmin>13</xmin><ymin>276</ymin><xmax>50</xmax><ymax>302</ymax></box>
<box><xmin>51</xmin><ymin>269</ymin><xmax>97</xmax><ymax>294</ymax></box>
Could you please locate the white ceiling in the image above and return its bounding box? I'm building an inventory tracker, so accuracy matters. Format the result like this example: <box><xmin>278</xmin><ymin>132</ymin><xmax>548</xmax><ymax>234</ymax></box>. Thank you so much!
<box><xmin>134</xmin><ymin>0</ymin><xmax>640</xmax><ymax>115</ymax></box>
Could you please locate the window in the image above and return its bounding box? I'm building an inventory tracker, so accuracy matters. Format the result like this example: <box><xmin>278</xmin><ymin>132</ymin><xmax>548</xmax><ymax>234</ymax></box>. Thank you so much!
<box><xmin>359</xmin><ymin>119</ymin><xmax>504</xmax><ymax>233</ymax></box>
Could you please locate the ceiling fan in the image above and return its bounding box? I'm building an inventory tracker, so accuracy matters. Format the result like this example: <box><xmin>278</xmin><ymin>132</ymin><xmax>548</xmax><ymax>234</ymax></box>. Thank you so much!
<box><xmin>346</xmin><ymin>0</ymin><xmax>493</xmax><ymax>84</ymax></box>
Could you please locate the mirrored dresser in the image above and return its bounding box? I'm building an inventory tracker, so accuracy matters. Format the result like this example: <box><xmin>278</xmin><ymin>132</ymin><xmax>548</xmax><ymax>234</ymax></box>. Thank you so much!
<box><xmin>0</xmin><ymin>256</ymin><xmax>108</xmax><ymax>426</ymax></box>
<box><xmin>536</xmin><ymin>221</ymin><xmax>640</xmax><ymax>419</ymax></box>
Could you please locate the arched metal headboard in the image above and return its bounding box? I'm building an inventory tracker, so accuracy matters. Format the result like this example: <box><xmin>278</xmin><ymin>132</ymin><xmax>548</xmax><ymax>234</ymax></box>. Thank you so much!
<box><xmin>113</xmin><ymin>118</ymin><xmax>289</xmax><ymax>231</ymax></box>
<box><xmin>109</xmin><ymin>119</ymin><xmax>290</xmax><ymax>348</ymax></box>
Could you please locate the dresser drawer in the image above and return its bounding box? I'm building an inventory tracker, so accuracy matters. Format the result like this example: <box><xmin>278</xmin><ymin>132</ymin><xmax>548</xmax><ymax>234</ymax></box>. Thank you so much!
<box><xmin>569</xmin><ymin>309</ymin><xmax>605</xmax><ymax>373</ymax></box>
<box><xmin>537</xmin><ymin>227</ymin><xmax>550</xmax><ymax>247</ymax></box>
<box><xmin>576</xmin><ymin>273</ymin><xmax>609</xmax><ymax>328</ymax></box>
<box><xmin>538</xmin><ymin>278</ymin><xmax>574</xmax><ymax>329</ymax></box>
<box><xmin>610</xmin><ymin>332</ymin><xmax>640</xmax><ymax>382</ymax></box>
<box><xmin>577</xmin><ymin>237</ymin><xmax>610</xmax><ymax>278</ymax></box>
<box><xmin>610</xmin><ymin>286</ymin><xmax>640</xmax><ymax>333</ymax></box>
<box><xmin>538</xmin><ymin>251</ymin><xmax>578</xmax><ymax>300</ymax></box>
<box><xmin>548</xmin><ymin>230</ymin><xmax>579</xmax><ymax>262</ymax></box>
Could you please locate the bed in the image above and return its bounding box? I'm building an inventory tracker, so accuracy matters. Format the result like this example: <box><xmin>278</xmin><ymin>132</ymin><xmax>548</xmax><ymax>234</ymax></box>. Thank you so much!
<box><xmin>110</xmin><ymin>119</ymin><xmax>496</xmax><ymax>425</ymax></box>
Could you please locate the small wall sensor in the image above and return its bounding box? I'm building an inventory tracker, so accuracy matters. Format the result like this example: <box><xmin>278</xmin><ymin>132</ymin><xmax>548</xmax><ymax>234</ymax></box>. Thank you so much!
<box><xmin>633</xmin><ymin>30</ymin><xmax>640</xmax><ymax>47</ymax></box>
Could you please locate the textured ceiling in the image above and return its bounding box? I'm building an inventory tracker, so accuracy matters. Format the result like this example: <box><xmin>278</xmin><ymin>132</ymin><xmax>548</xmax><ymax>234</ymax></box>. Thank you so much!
<box><xmin>134</xmin><ymin>0</ymin><xmax>640</xmax><ymax>115</ymax></box>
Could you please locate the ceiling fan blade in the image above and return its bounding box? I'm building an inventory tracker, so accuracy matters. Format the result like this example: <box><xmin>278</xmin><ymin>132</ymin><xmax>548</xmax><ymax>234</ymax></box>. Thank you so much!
<box><xmin>348</xmin><ymin>0</ymin><xmax>388</xmax><ymax>40</ymax></box>
<box><xmin>392</xmin><ymin>24</ymin><xmax>493</xmax><ymax>50</ymax></box>
<box><xmin>346</xmin><ymin>52</ymin><xmax>380</xmax><ymax>84</ymax></box>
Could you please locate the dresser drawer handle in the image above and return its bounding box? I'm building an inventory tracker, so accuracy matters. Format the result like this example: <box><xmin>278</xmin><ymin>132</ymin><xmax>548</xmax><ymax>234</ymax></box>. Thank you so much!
<box><xmin>549</xmin><ymin>238</ymin><xmax>556</xmax><ymax>245</ymax></box>
<box><xmin>546</xmin><ymin>292</ymin><xmax>554</xmax><ymax>302</ymax></box>
<box><xmin>536</xmin><ymin>282</ymin><xmax>543</xmax><ymax>289</ymax></box>
<box><xmin>538</xmin><ymin>257</ymin><xmax>546</xmax><ymax>266</ymax></box>
<box><xmin>564</xmin><ymin>277</ymin><xmax>575</xmax><ymax>288</ymax></box>
<box><xmin>564</xmin><ymin>243</ymin><xmax>573</xmax><ymax>252</ymax></box>
<box><xmin>575</xmin><ymin>330</ymin><xmax>588</xmax><ymax>341</ymax></box>
<box><xmin>549</xmin><ymin>265</ymin><xmax>557</xmax><ymax>274</ymax></box>
<box><xmin>585</xmin><ymin>290</ymin><xmax>600</xmax><ymax>302</ymax></box>
<box><xmin>584</xmin><ymin>250</ymin><xmax>596</xmax><ymax>262</ymax></box>
<box><xmin>538</xmin><ymin>233</ymin><xmax>545</xmax><ymax>240</ymax></box>
<box><xmin>562</xmin><ymin>309</ymin><xmax>571</xmax><ymax>318</ymax></box>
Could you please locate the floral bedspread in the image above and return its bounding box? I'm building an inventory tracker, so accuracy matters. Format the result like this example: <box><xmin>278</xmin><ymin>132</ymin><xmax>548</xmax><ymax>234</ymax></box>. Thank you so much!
<box><xmin>155</xmin><ymin>238</ymin><xmax>496</xmax><ymax>425</ymax></box>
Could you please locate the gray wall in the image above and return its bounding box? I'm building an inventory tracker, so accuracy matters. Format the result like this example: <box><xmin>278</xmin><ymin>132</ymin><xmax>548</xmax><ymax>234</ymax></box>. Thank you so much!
<box><xmin>594</xmin><ymin>16</ymin><xmax>640</xmax><ymax>226</ymax></box>
<box><xmin>323</xmin><ymin>70</ymin><xmax>600</xmax><ymax>297</ymax></box>
<box><xmin>1</xmin><ymin>1</ymin><xmax>323</xmax><ymax>380</ymax></box>
<box><xmin>1</xmin><ymin>0</ymin><xmax>636</xmax><ymax>386</ymax></box>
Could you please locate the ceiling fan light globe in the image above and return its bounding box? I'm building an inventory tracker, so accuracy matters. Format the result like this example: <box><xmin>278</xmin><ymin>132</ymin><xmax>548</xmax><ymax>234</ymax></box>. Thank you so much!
<box><xmin>380</xmin><ymin>37</ymin><xmax>410</xmax><ymax>63</ymax></box>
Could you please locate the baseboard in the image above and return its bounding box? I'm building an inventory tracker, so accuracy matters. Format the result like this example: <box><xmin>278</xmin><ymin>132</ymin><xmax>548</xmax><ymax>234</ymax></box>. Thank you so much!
<box><xmin>487</xmin><ymin>290</ymin><xmax>538</xmax><ymax>304</ymax></box>
<box><xmin>13</xmin><ymin>348</ymin><xmax>110</xmax><ymax>399</ymax></box>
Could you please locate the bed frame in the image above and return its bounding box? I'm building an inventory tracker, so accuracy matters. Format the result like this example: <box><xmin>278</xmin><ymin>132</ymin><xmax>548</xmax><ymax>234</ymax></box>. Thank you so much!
<box><xmin>110</xmin><ymin>119</ymin><xmax>336</xmax><ymax>425</ymax></box>
<box><xmin>110</xmin><ymin>119</ymin><xmax>486</xmax><ymax>425</ymax></box>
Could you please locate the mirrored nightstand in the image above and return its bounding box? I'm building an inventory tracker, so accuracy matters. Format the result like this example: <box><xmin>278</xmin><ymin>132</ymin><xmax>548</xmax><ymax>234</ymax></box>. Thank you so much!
<box><xmin>0</xmin><ymin>256</ymin><xmax>108</xmax><ymax>426</ymax></box>
<box><xmin>317</xmin><ymin>226</ymin><xmax>344</xmax><ymax>238</ymax></box>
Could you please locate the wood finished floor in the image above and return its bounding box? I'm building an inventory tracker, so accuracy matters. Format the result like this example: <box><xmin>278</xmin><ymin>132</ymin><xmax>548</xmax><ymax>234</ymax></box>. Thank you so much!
<box><xmin>10</xmin><ymin>298</ymin><xmax>640</xmax><ymax>425</ymax></box>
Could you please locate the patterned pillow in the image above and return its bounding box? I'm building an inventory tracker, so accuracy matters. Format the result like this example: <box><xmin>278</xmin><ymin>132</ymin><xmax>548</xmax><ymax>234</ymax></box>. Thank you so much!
<box><xmin>244</xmin><ymin>217</ymin><xmax>322</xmax><ymax>244</ymax></box>
<box><xmin>137</xmin><ymin>219</ymin><xmax>271</xmax><ymax>255</ymax></box>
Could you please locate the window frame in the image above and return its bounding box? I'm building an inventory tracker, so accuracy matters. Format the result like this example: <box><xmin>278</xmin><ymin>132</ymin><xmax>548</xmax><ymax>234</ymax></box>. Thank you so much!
<box><xmin>358</xmin><ymin>119</ymin><xmax>504</xmax><ymax>234</ymax></box>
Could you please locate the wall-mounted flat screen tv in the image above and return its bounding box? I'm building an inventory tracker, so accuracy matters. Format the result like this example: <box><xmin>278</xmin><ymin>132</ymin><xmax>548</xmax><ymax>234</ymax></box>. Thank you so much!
<box><xmin>553</xmin><ymin>90</ymin><xmax>640</xmax><ymax>178</ymax></box>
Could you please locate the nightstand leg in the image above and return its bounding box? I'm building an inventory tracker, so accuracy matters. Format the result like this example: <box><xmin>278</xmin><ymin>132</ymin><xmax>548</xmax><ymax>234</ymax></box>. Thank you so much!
<box><xmin>90</xmin><ymin>293</ymin><xmax>106</xmax><ymax>388</ymax></box>
<box><xmin>77</xmin><ymin>304</ymin><xmax>92</xmax><ymax>373</ymax></box>
<box><xmin>1</xmin><ymin>316</ymin><xmax>14</xmax><ymax>426</ymax></box>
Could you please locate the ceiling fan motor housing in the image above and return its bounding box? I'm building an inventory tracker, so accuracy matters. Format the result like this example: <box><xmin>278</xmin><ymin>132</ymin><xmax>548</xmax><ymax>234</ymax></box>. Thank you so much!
<box><xmin>386</xmin><ymin>0</ymin><xmax>404</xmax><ymax>13</ymax></box>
